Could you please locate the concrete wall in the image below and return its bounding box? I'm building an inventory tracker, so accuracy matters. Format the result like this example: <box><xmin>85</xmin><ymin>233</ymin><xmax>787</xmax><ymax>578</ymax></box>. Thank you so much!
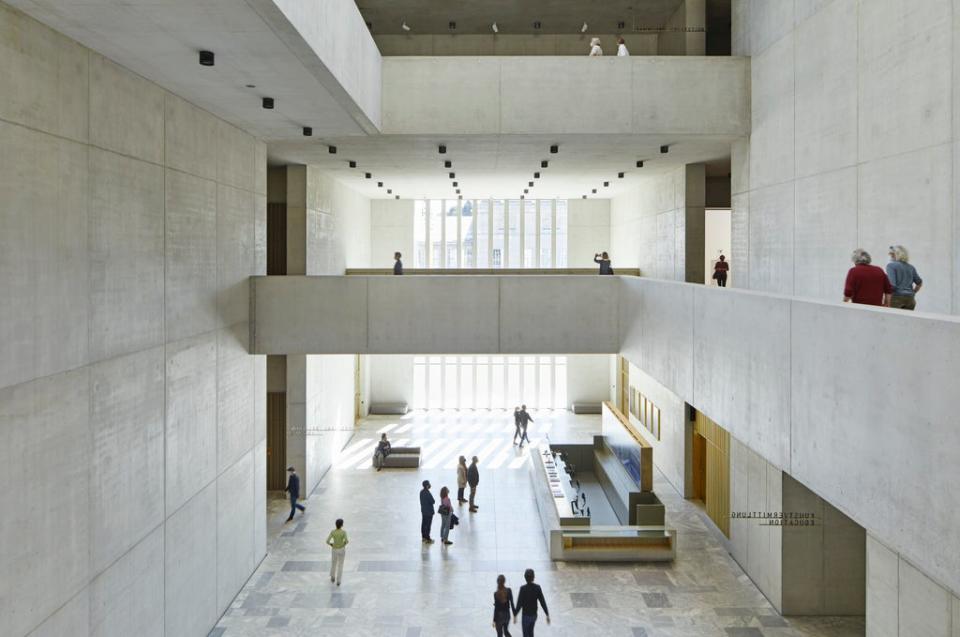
<box><xmin>658</xmin><ymin>0</ymin><xmax>706</xmax><ymax>55</ymax></box>
<box><xmin>252</xmin><ymin>275</ymin><xmax>621</xmax><ymax>355</ymax></box>
<box><xmin>619</xmin><ymin>276</ymin><xmax>960</xmax><ymax>607</ymax></box>
<box><xmin>611</xmin><ymin>164</ymin><xmax>705</xmax><ymax>281</ymax></box>
<box><xmin>371</xmin><ymin>199</ymin><xmax>415</xmax><ymax>268</ymax></box>
<box><xmin>374</xmin><ymin>33</ymin><xmax>659</xmax><ymax>57</ymax></box>
<box><xmin>0</xmin><ymin>4</ymin><xmax>265</xmax><ymax>636</ymax></box>
<box><xmin>381</xmin><ymin>56</ymin><xmax>749</xmax><ymax>135</ymax></box>
<box><xmin>732</xmin><ymin>0</ymin><xmax>960</xmax><ymax>314</ymax></box>
<box><xmin>568</xmin><ymin>198</ymin><xmax>612</xmax><ymax>270</ymax></box>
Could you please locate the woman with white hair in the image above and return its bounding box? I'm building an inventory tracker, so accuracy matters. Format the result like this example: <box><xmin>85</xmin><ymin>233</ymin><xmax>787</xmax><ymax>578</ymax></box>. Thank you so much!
<box><xmin>886</xmin><ymin>245</ymin><xmax>923</xmax><ymax>311</ymax></box>
<box><xmin>843</xmin><ymin>248</ymin><xmax>892</xmax><ymax>307</ymax></box>
<box><xmin>588</xmin><ymin>38</ymin><xmax>603</xmax><ymax>56</ymax></box>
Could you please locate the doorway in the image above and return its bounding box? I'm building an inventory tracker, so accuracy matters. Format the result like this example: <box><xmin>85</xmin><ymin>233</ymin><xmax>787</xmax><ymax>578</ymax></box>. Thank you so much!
<box><xmin>691</xmin><ymin>409</ymin><xmax>730</xmax><ymax>536</ymax></box>
<box><xmin>704</xmin><ymin>208</ymin><xmax>732</xmax><ymax>286</ymax></box>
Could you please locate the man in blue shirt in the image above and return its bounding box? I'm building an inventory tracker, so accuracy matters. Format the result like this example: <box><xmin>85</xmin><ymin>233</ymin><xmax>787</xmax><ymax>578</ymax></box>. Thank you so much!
<box><xmin>886</xmin><ymin>245</ymin><xmax>923</xmax><ymax>311</ymax></box>
<box><xmin>285</xmin><ymin>466</ymin><xmax>306</xmax><ymax>522</ymax></box>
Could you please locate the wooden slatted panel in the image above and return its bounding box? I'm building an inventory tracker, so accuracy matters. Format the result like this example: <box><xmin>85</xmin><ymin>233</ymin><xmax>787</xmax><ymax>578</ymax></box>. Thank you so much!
<box><xmin>266</xmin><ymin>392</ymin><xmax>287</xmax><ymax>490</ymax></box>
<box><xmin>267</xmin><ymin>202</ymin><xmax>287</xmax><ymax>275</ymax></box>
<box><xmin>694</xmin><ymin>411</ymin><xmax>730</xmax><ymax>537</ymax></box>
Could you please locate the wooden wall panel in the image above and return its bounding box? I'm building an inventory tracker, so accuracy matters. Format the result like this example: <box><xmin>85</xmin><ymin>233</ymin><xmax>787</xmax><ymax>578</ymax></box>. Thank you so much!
<box><xmin>266</xmin><ymin>392</ymin><xmax>287</xmax><ymax>490</ymax></box>
<box><xmin>695</xmin><ymin>411</ymin><xmax>730</xmax><ymax>536</ymax></box>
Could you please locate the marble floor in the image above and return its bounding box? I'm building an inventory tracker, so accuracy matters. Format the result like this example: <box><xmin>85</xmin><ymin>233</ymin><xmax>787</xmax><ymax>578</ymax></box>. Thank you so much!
<box><xmin>212</xmin><ymin>411</ymin><xmax>864</xmax><ymax>637</ymax></box>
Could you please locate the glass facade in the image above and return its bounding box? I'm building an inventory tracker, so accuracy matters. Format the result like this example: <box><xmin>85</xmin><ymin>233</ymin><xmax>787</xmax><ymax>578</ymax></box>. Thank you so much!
<box><xmin>413</xmin><ymin>199</ymin><xmax>568</xmax><ymax>269</ymax></box>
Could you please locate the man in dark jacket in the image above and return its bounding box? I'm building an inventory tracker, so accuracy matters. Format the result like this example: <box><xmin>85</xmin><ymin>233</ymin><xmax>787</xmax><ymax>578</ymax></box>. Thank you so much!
<box><xmin>419</xmin><ymin>480</ymin><xmax>435</xmax><ymax>543</ymax></box>
<box><xmin>518</xmin><ymin>405</ymin><xmax>534</xmax><ymax>448</ymax></box>
<box><xmin>512</xmin><ymin>407</ymin><xmax>523</xmax><ymax>445</ymax></box>
<box><xmin>393</xmin><ymin>251</ymin><xmax>404</xmax><ymax>275</ymax></box>
<box><xmin>467</xmin><ymin>456</ymin><xmax>480</xmax><ymax>512</ymax></box>
<box><xmin>514</xmin><ymin>568</ymin><xmax>550</xmax><ymax>636</ymax></box>
<box><xmin>285</xmin><ymin>466</ymin><xmax>306</xmax><ymax>522</ymax></box>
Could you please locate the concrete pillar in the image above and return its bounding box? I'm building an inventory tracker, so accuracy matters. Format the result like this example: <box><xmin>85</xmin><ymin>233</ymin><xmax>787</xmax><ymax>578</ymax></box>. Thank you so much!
<box><xmin>684</xmin><ymin>163</ymin><xmax>706</xmax><ymax>283</ymax></box>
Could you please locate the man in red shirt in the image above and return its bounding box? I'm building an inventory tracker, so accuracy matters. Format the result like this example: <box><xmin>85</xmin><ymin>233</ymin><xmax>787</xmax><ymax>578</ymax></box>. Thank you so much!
<box><xmin>844</xmin><ymin>248</ymin><xmax>892</xmax><ymax>306</ymax></box>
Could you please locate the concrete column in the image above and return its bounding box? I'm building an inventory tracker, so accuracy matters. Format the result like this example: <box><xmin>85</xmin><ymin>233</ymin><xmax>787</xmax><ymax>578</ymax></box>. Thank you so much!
<box><xmin>684</xmin><ymin>163</ymin><xmax>706</xmax><ymax>283</ymax></box>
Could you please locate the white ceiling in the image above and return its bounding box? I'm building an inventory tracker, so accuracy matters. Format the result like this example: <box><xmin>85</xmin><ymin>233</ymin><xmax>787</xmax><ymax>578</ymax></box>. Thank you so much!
<box><xmin>268</xmin><ymin>133</ymin><xmax>736</xmax><ymax>199</ymax></box>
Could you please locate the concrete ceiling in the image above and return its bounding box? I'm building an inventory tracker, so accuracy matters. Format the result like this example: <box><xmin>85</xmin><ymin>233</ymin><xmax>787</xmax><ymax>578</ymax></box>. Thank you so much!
<box><xmin>7</xmin><ymin>0</ymin><xmax>371</xmax><ymax>139</ymax></box>
<box><xmin>356</xmin><ymin>0</ymin><xmax>683</xmax><ymax>35</ymax></box>
<box><xmin>268</xmin><ymin>133</ymin><xmax>735</xmax><ymax>199</ymax></box>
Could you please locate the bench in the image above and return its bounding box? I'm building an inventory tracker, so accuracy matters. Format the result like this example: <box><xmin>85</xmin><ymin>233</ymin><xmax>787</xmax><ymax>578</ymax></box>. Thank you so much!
<box><xmin>369</xmin><ymin>402</ymin><xmax>409</xmax><ymax>415</ymax></box>
<box><xmin>571</xmin><ymin>402</ymin><xmax>602</xmax><ymax>414</ymax></box>
<box><xmin>374</xmin><ymin>446</ymin><xmax>421</xmax><ymax>469</ymax></box>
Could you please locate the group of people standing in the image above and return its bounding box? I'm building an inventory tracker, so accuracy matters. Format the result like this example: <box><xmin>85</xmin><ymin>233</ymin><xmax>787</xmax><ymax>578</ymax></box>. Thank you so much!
<box><xmin>844</xmin><ymin>245</ymin><xmax>923</xmax><ymax>310</ymax></box>
<box><xmin>420</xmin><ymin>455</ymin><xmax>481</xmax><ymax>545</ymax></box>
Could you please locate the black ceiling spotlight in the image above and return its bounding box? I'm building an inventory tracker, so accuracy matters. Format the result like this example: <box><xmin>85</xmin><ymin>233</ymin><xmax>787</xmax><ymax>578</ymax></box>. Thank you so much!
<box><xmin>448</xmin><ymin>21</ymin><xmax>456</xmax><ymax>30</ymax></box>
<box><xmin>520</xmin><ymin>195</ymin><xmax>525</xmax><ymax>200</ymax></box>
<box><xmin>262</xmin><ymin>97</ymin><xmax>275</xmax><ymax>109</ymax></box>
<box><xmin>458</xmin><ymin>195</ymin><xmax>463</xmax><ymax>199</ymax></box>
<box><xmin>534</xmin><ymin>172</ymin><xmax>540</xmax><ymax>179</ymax></box>
<box><xmin>328</xmin><ymin>145</ymin><xmax>336</xmax><ymax>154</ymax></box>
<box><xmin>528</xmin><ymin>181</ymin><xmax>534</xmax><ymax>187</ymax></box>
<box><xmin>395</xmin><ymin>195</ymin><xmax>400</xmax><ymax>200</ymax></box>
<box><xmin>582</xmin><ymin>195</ymin><xmax>587</xmax><ymax>199</ymax></box>
<box><xmin>603</xmin><ymin>181</ymin><xmax>609</xmax><ymax>187</ymax></box>
<box><xmin>617</xmin><ymin>21</ymin><xmax>625</xmax><ymax>30</ymax></box>
<box><xmin>456</xmin><ymin>189</ymin><xmax>461</xmax><ymax>194</ymax></box>
<box><xmin>199</xmin><ymin>50</ymin><xmax>215</xmax><ymax>66</ymax></box>
<box><xmin>523</xmin><ymin>189</ymin><xmax>528</xmax><ymax>194</ymax></box>
<box><xmin>452</xmin><ymin>181</ymin><xmax>458</xmax><ymax>187</ymax></box>
<box><xmin>541</xmin><ymin>160</ymin><xmax>548</xmax><ymax>168</ymax></box>
<box><xmin>444</xmin><ymin>160</ymin><xmax>452</xmax><ymax>168</ymax></box>
<box><xmin>387</xmin><ymin>189</ymin><xmax>392</xmax><ymax>194</ymax></box>
<box><xmin>618</xmin><ymin>172</ymin><xmax>625</xmax><ymax>178</ymax></box>
<box><xmin>439</xmin><ymin>144</ymin><xmax>447</xmax><ymax>154</ymax></box>
<box><xmin>365</xmin><ymin>172</ymin><xmax>372</xmax><ymax>179</ymax></box>
<box><xmin>660</xmin><ymin>145</ymin><xmax>669</xmax><ymax>154</ymax></box>
<box><xmin>365</xmin><ymin>21</ymin><xmax>372</xmax><ymax>29</ymax></box>
<box><xmin>349</xmin><ymin>160</ymin><xmax>357</xmax><ymax>168</ymax></box>
<box><xmin>636</xmin><ymin>160</ymin><xmax>644</xmax><ymax>168</ymax></box>
<box><xmin>533</xmin><ymin>20</ymin><xmax>541</xmax><ymax>29</ymax></box>
<box><xmin>377</xmin><ymin>182</ymin><xmax>383</xmax><ymax>187</ymax></box>
<box><xmin>592</xmin><ymin>188</ymin><xmax>597</xmax><ymax>193</ymax></box>
<box><xmin>449</xmin><ymin>172</ymin><xmax>455</xmax><ymax>179</ymax></box>
<box><xmin>550</xmin><ymin>144</ymin><xmax>558</xmax><ymax>154</ymax></box>
<box><xmin>302</xmin><ymin>127</ymin><xmax>313</xmax><ymax>137</ymax></box>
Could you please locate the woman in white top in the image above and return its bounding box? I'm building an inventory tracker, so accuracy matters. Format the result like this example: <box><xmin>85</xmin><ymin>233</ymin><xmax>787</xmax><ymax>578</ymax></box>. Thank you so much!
<box><xmin>617</xmin><ymin>37</ymin><xmax>629</xmax><ymax>56</ymax></box>
<box><xmin>589</xmin><ymin>37</ymin><xmax>602</xmax><ymax>56</ymax></box>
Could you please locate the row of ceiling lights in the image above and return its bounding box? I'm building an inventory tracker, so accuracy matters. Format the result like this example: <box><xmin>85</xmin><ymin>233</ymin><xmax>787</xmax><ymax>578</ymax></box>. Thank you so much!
<box><xmin>385</xmin><ymin>21</ymin><xmax>619</xmax><ymax>33</ymax></box>
<box><xmin>581</xmin><ymin>145</ymin><xmax>670</xmax><ymax>199</ymax></box>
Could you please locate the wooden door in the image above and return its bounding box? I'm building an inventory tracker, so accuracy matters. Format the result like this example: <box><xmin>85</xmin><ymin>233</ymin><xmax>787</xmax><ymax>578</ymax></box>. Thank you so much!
<box><xmin>266</xmin><ymin>392</ymin><xmax>287</xmax><ymax>490</ymax></box>
<box><xmin>693</xmin><ymin>410</ymin><xmax>730</xmax><ymax>537</ymax></box>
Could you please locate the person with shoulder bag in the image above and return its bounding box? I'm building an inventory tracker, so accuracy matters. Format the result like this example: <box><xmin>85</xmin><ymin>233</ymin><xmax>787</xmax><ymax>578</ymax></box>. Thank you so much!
<box><xmin>438</xmin><ymin>486</ymin><xmax>454</xmax><ymax>546</ymax></box>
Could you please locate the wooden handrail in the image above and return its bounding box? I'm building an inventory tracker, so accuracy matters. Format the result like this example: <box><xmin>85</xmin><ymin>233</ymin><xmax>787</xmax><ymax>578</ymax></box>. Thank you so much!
<box><xmin>345</xmin><ymin>268</ymin><xmax>641</xmax><ymax>276</ymax></box>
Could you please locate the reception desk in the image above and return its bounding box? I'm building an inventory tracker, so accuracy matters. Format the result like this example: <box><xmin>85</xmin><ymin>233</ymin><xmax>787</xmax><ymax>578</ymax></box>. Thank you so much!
<box><xmin>529</xmin><ymin>443</ymin><xmax>676</xmax><ymax>562</ymax></box>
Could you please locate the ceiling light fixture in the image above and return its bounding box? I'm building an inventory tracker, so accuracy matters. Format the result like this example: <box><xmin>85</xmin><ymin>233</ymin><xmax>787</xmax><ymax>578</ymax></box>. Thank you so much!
<box><xmin>617</xmin><ymin>21</ymin><xmax>625</xmax><ymax>30</ymax></box>
<box><xmin>660</xmin><ymin>145</ymin><xmax>669</xmax><ymax>154</ymax></box>
<box><xmin>523</xmin><ymin>189</ymin><xmax>528</xmax><ymax>194</ymax></box>
<box><xmin>550</xmin><ymin>144</ymin><xmax>558</xmax><ymax>154</ymax></box>
<box><xmin>327</xmin><ymin>145</ymin><xmax>336</xmax><ymax>153</ymax></box>
<box><xmin>541</xmin><ymin>160</ymin><xmax>548</xmax><ymax>168</ymax></box>
<box><xmin>581</xmin><ymin>22</ymin><xmax>589</xmax><ymax>33</ymax></box>
<box><xmin>401</xmin><ymin>20</ymin><xmax>411</xmax><ymax>31</ymax></box>
<box><xmin>534</xmin><ymin>172</ymin><xmax>540</xmax><ymax>179</ymax></box>
<box><xmin>395</xmin><ymin>195</ymin><xmax>400</xmax><ymax>200</ymax></box>
<box><xmin>492</xmin><ymin>22</ymin><xmax>498</xmax><ymax>33</ymax></box>
<box><xmin>439</xmin><ymin>144</ymin><xmax>447</xmax><ymax>154</ymax></box>
<box><xmin>592</xmin><ymin>188</ymin><xmax>597</xmax><ymax>193</ymax></box>
<box><xmin>453</xmin><ymin>181</ymin><xmax>458</xmax><ymax>187</ymax></box>
<box><xmin>444</xmin><ymin>160</ymin><xmax>452</xmax><ymax>168</ymax></box>
<box><xmin>349</xmin><ymin>161</ymin><xmax>357</xmax><ymax>168</ymax></box>
<box><xmin>448</xmin><ymin>21</ymin><xmax>456</xmax><ymax>30</ymax></box>
<box><xmin>618</xmin><ymin>172</ymin><xmax>625</xmax><ymax>178</ymax></box>
<box><xmin>387</xmin><ymin>189</ymin><xmax>392</xmax><ymax>194</ymax></box>
<box><xmin>377</xmin><ymin>182</ymin><xmax>383</xmax><ymax>187</ymax></box>
<box><xmin>199</xmin><ymin>50</ymin><xmax>215</xmax><ymax>66</ymax></box>
<box><xmin>261</xmin><ymin>97</ymin><xmax>274</xmax><ymax>109</ymax></box>
<box><xmin>533</xmin><ymin>21</ymin><xmax>541</xmax><ymax>29</ymax></box>
<box><xmin>449</xmin><ymin>172</ymin><xmax>455</xmax><ymax>179</ymax></box>
<box><xmin>603</xmin><ymin>181</ymin><xmax>609</xmax><ymax>187</ymax></box>
<box><xmin>245</xmin><ymin>84</ymin><xmax>255</xmax><ymax>88</ymax></box>
<box><xmin>365</xmin><ymin>173</ymin><xmax>372</xmax><ymax>179</ymax></box>
<box><xmin>456</xmin><ymin>189</ymin><xmax>461</xmax><ymax>194</ymax></box>
<box><xmin>458</xmin><ymin>195</ymin><xmax>463</xmax><ymax>199</ymax></box>
<box><xmin>302</xmin><ymin>127</ymin><xmax>313</xmax><ymax>137</ymax></box>
<box><xmin>636</xmin><ymin>160</ymin><xmax>644</xmax><ymax>168</ymax></box>
<box><xmin>528</xmin><ymin>181</ymin><xmax>534</xmax><ymax>187</ymax></box>
<box><xmin>582</xmin><ymin>195</ymin><xmax>587</xmax><ymax>199</ymax></box>
<box><xmin>520</xmin><ymin>195</ymin><xmax>525</xmax><ymax>199</ymax></box>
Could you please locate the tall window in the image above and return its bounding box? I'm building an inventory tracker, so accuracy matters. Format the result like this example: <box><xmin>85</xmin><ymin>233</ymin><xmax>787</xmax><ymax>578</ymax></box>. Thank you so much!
<box><xmin>413</xmin><ymin>355</ymin><xmax>568</xmax><ymax>409</ymax></box>
<box><xmin>413</xmin><ymin>199</ymin><xmax>568</xmax><ymax>269</ymax></box>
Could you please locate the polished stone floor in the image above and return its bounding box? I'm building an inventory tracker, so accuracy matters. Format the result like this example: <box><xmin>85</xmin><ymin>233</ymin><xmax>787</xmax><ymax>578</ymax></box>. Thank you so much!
<box><xmin>212</xmin><ymin>411</ymin><xmax>864</xmax><ymax>637</ymax></box>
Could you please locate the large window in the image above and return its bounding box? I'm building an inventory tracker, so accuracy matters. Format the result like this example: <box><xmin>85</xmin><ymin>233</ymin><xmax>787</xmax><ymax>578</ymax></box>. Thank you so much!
<box><xmin>413</xmin><ymin>199</ymin><xmax>568</xmax><ymax>268</ymax></box>
<box><xmin>413</xmin><ymin>356</ymin><xmax>568</xmax><ymax>410</ymax></box>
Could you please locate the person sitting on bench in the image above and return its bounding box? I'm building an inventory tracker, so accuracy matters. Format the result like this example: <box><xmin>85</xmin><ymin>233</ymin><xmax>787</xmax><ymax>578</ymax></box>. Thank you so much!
<box><xmin>374</xmin><ymin>433</ymin><xmax>392</xmax><ymax>471</ymax></box>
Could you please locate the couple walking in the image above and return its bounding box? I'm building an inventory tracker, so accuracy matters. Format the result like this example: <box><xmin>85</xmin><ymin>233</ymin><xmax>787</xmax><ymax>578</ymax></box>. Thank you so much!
<box><xmin>492</xmin><ymin>569</ymin><xmax>550</xmax><ymax>637</ymax></box>
<box><xmin>513</xmin><ymin>405</ymin><xmax>533</xmax><ymax>448</ymax></box>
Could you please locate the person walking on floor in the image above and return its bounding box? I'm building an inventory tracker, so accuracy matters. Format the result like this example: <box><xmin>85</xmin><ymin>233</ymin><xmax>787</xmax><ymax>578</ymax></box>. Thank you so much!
<box><xmin>467</xmin><ymin>456</ymin><xmax>480</xmax><ymax>513</ymax></box>
<box><xmin>713</xmin><ymin>255</ymin><xmax>729</xmax><ymax>287</ymax></box>
<box><xmin>457</xmin><ymin>456</ymin><xmax>468</xmax><ymax>504</ymax></box>
<box><xmin>326</xmin><ymin>518</ymin><xmax>348</xmax><ymax>586</ymax></box>
<box><xmin>393</xmin><ymin>251</ymin><xmax>404</xmax><ymax>275</ymax></box>
<box><xmin>420</xmin><ymin>480</ymin><xmax>435</xmax><ymax>544</ymax></box>
<box><xmin>844</xmin><ymin>248</ymin><xmax>892</xmax><ymax>306</ymax></box>
<box><xmin>492</xmin><ymin>574</ymin><xmax>517</xmax><ymax>637</ymax></box>
<box><xmin>886</xmin><ymin>245</ymin><xmax>923</xmax><ymax>311</ymax></box>
<box><xmin>285</xmin><ymin>466</ymin><xmax>306</xmax><ymax>522</ymax></box>
<box><xmin>517</xmin><ymin>405</ymin><xmax>533</xmax><ymax>448</ymax></box>
<box><xmin>514</xmin><ymin>568</ymin><xmax>550</xmax><ymax>637</ymax></box>
<box><xmin>438</xmin><ymin>486</ymin><xmax>454</xmax><ymax>546</ymax></box>
<box><xmin>512</xmin><ymin>407</ymin><xmax>523</xmax><ymax>445</ymax></box>
<box><xmin>594</xmin><ymin>251</ymin><xmax>613</xmax><ymax>274</ymax></box>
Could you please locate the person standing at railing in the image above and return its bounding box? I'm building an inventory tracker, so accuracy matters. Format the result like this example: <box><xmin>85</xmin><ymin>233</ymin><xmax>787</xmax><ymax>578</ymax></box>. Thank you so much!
<box><xmin>617</xmin><ymin>37</ymin><xmax>630</xmax><ymax>56</ymax></box>
<box><xmin>843</xmin><ymin>248</ymin><xmax>892</xmax><ymax>306</ymax></box>
<box><xmin>594</xmin><ymin>252</ymin><xmax>613</xmax><ymax>275</ymax></box>
<box><xmin>589</xmin><ymin>37</ymin><xmax>603</xmax><ymax>56</ymax></box>
<box><xmin>886</xmin><ymin>245</ymin><xmax>922</xmax><ymax>311</ymax></box>
<box><xmin>712</xmin><ymin>255</ymin><xmax>729</xmax><ymax>287</ymax></box>
<box><xmin>393</xmin><ymin>251</ymin><xmax>404</xmax><ymax>275</ymax></box>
